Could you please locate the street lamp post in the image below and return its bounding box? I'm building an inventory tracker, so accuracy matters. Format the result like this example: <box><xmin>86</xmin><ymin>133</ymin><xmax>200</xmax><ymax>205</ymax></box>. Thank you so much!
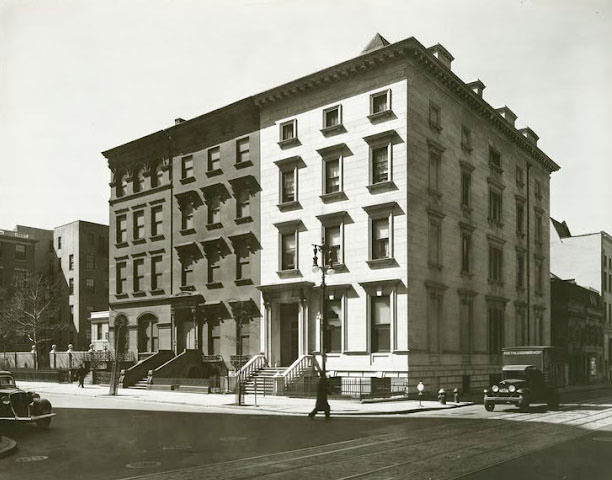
<box><xmin>312</xmin><ymin>243</ymin><xmax>336</xmax><ymax>377</ymax></box>
<box><xmin>417</xmin><ymin>381</ymin><xmax>424</xmax><ymax>407</ymax></box>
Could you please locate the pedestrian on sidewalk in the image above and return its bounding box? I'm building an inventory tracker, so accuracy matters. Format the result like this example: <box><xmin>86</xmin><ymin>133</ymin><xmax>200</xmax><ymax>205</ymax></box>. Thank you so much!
<box><xmin>308</xmin><ymin>375</ymin><xmax>331</xmax><ymax>419</ymax></box>
<box><xmin>77</xmin><ymin>364</ymin><xmax>87</xmax><ymax>388</ymax></box>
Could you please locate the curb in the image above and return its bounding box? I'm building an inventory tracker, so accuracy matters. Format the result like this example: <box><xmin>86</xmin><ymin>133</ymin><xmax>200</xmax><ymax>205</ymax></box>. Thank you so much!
<box><xmin>0</xmin><ymin>436</ymin><xmax>17</xmax><ymax>458</ymax></box>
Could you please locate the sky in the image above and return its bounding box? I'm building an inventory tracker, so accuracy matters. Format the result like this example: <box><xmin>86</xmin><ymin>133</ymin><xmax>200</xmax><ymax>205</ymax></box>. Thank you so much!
<box><xmin>1</xmin><ymin>0</ymin><xmax>610</xmax><ymax>235</ymax></box>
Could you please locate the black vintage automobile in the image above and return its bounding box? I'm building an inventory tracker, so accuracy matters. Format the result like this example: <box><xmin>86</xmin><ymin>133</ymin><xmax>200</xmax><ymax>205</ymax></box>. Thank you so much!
<box><xmin>484</xmin><ymin>365</ymin><xmax>560</xmax><ymax>412</ymax></box>
<box><xmin>0</xmin><ymin>370</ymin><xmax>55</xmax><ymax>428</ymax></box>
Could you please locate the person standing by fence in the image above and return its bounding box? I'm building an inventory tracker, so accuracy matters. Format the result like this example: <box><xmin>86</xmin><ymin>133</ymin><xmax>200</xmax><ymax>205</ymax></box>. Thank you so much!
<box><xmin>77</xmin><ymin>364</ymin><xmax>87</xmax><ymax>388</ymax></box>
<box><xmin>308</xmin><ymin>375</ymin><xmax>331</xmax><ymax>419</ymax></box>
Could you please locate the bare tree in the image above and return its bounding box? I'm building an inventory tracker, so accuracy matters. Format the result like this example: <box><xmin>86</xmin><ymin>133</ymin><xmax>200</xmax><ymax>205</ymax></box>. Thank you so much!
<box><xmin>1</xmin><ymin>274</ymin><xmax>67</xmax><ymax>368</ymax></box>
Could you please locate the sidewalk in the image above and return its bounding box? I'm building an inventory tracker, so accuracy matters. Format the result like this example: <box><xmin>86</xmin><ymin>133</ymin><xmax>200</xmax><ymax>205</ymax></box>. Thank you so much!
<box><xmin>16</xmin><ymin>381</ymin><xmax>470</xmax><ymax>416</ymax></box>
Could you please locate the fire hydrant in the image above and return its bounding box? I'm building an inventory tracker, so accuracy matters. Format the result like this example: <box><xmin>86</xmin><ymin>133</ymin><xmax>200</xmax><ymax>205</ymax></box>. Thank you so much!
<box><xmin>453</xmin><ymin>388</ymin><xmax>460</xmax><ymax>403</ymax></box>
<box><xmin>438</xmin><ymin>388</ymin><xmax>446</xmax><ymax>405</ymax></box>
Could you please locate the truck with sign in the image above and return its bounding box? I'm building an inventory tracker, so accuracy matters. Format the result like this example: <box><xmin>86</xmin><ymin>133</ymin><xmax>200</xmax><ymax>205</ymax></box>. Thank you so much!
<box><xmin>483</xmin><ymin>346</ymin><xmax>566</xmax><ymax>412</ymax></box>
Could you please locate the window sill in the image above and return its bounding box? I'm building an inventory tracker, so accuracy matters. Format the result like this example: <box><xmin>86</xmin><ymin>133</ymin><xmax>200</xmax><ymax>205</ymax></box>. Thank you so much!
<box><xmin>319</xmin><ymin>191</ymin><xmax>347</xmax><ymax>203</ymax></box>
<box><xmin>235</xmin><ymin>216</ymin><xmax>253</xmax><ymax>225</ymax></box>
<box><xmin>234</xmin><ymin>160</ymin><xmax>253</xmax><ymax>169</ymax></box>
<box><xmin>180</xmin><ymin>285</ymin><xmax>195</xmax><ymax>292</ymax></box>
<box><xmin>276</xmin><ymin>200</ymin><xmax>301</xmax><ymax>212</ymax></box>
<box><xmin>180</xmin><ymin>228</ymin><xmax>196</xmax><ymax>235</ymax></box>
<box><xmin>206</xmin><ymin>168</ymin><xmax>223</xmax><ymax>178</ymax></box>
<box><xmin>150</xmin><ymin>234</ymin><xmax>165</xmax><ymax>242</ymax></box>
<box><xmin>206</xmin><ymin>281</ymin><xmax>223</xmax><ymax>289</ymax></box>
<box><xmin>115</xmin><ymin>242</ymin><xmax>129</xmax><ymax>249</ymax></box>
<box><xmin>276</xmin><ymin>269</ymin><xmax>301</xmax><ymax>279</ymax></box>
<box><xmin>150</xmin><ymin>289</ymin><xmax>165</xmax><ymax>296</ymax></box>
<box><xmin>367</xmin><ymin>109</ymin><xmax>393</xmax><ymax>122</ymax></box>
<box><xmin>180</xmin><ymin>176</ymin><xmax>196</xmax><ymax>185</ymax></box>
<box><xmin>366</xmin><ymin>258</ymin><xmax>398</xmax><ymax>269</ymax></box>
<box><xmin>367</xmin><ymin>181</ymin><xmax>397</xmax><ymax>194</ymax></box>
<box><xmin>206</xmin><ymin>222</ymin><xmax>223</xmax><ymax>231</ymax></box>
<box><xmin>277</xmin><ymin>137</ymin><xmax>300</xmax><ymax>148</ymax></box>
<box><xmin>235</xmin><ymin>278</ymin><xmax>253</xmax><ymax>286</ymax></box>
<box><xmin>115</xmin><ymin>293</ymin><xmax>129</xmax><ymax>299</ymax></box>
<box><xmin>329</xmin><ymin>263</ymin><xmax>347</xmax><ymax>273</ymax></box>
<box><xmin>132</xmin><ymin>238</ymin><xmax>146</xmax><ymax>245</ymax></box>
<box><xmin>132</xmin><ymin>290</ymin><xmax>147</xmax><ymax>298</ymax></box>
<box><xmin>320</xmin><ymin>124</ymin><xmax>346</xmax><ymax>136</ymax></box>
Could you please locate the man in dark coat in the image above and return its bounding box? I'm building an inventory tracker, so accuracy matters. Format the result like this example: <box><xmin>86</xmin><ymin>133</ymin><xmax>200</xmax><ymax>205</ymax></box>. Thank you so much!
<box><xmin>77</xmin><ymin>364</ymin><xmax>87</xmax><ymax>388</ymax></box>
<box><xmin>308</xmin><ymin>375</ymin><xmax>331</xmax><ymax>419</ymax></box>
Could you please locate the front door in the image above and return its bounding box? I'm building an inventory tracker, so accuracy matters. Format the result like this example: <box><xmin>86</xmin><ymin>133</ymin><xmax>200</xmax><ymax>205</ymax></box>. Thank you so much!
<box><xmin>279</xmin><ymin>303</ymin><xmax>299</xmax><ymax>366</ymax></box>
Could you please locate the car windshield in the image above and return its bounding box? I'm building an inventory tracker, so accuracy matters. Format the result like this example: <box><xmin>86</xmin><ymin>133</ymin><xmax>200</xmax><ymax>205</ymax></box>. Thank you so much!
<box><xmin>0</xmin><ymin>376</ymin><xmax>16</xmax><ymax>387</ymax></box>
<box><xmin>502</xmin><ymin>370</ymin><xmax>527</xmax><ymax>381</ymax></box>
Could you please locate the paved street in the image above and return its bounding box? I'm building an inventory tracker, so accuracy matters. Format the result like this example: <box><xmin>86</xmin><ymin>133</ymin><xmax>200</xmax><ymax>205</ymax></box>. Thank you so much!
<box><xmin>1</xmin><ymin>388</ymin><xmax>612</xmax><ymax>479</ymax></box>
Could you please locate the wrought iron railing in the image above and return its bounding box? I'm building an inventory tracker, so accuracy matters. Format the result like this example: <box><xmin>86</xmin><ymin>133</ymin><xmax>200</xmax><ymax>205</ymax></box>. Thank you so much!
<box><xmin>202</xmin><ymin>354</ymin><xmax>224</xmax><ymax>363</ymax></box>
<box><xmin>235</xmin><ymin>354</ymin><xmax>266</xmax><ymax>385</ymax></box>
<box><xmin>285</xmin><ymin>377</ymin><xmax>409</xmax><ymax>400</ymax></box>
<box><xmin>282</xmin><ymin>354</ymin><xmax>312</xmax><ymax>387</ymax></box>
<box><xmin>230</xmin><ymin>355</ymin><xmax>251</xmax><ymax>370</ymax></box>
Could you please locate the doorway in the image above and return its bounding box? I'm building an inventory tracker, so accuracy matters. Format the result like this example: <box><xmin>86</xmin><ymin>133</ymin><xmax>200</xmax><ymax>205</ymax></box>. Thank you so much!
<box><xmin>279</xmin><ymin>303</ymin><xmax>299</xmax><ymax>366</ymax></box>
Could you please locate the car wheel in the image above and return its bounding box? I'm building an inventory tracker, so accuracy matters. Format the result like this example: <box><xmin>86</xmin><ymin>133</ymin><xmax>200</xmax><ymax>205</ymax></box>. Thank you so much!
<box><xmin>518</xmin><ymin>395</ymin><xmax>530</xmax><ymax>412</ymax></box>
<box><xmin>484</xmin><ymin>401</ymin><xmax>495</xmax><ymax>412</ymax></box>
<box><xmin>35</xmin><ymin>399</ymin><xmax>52</xmax><ymax>429</ymax></box>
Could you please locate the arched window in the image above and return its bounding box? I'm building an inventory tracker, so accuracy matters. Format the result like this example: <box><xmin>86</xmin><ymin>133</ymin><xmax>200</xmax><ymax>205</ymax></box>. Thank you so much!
<box><xmin>138</xmin><ymin>314</ymin><xmax>159</xmax><ymax>353</ymax></box>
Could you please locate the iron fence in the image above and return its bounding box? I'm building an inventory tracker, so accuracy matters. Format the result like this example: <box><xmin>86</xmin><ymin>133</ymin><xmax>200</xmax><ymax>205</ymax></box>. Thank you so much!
<box><xmin>286</xmin><ymin>377</ymin><xmax>410</xmax><ymax>400</ymax></box>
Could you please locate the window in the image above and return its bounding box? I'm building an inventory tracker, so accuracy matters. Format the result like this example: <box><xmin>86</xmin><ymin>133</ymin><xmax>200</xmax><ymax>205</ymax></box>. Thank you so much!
<box><xmin>324</xmin><ymin>224</ymin><xmax>342</xmax><ymax>266</ymax></box>
<box><xmin>180</xmin><ymin>257</ymin><xmax>194</xmax><ymax>287</ymax></box>
<box><xmin>370</xmin><ymin>90</ymin><xmax>390</xmax><ymax>115</ymax></box>
<box><xmin>133</xmin><ymin>211</ymin><xmax>145</xmax><ymax>240</ymax></box>
<box><xmin>236</xmin><ymin>190</ymin><xmax>250</xmax><ymax>219</ymax></box>
<box><xmin>489</xmin><ymin>244</ymin><xmax>503</xmax><ymax>284</ymax></box>
<box><xmin>279</xmin><ymin>119</ymin><xmax>297</xmax><ymax>142</ymax></box>
<box><xmin>151</xmin><ymin>163</ymin><xmax>164</xmax><ymax>188</ymax></box>
<box><xmin>323</xmin><ymin>105</ymin><xmax>341</xmax><ymax>129</ymax></box>
<box><xmin>70</xmin><ymin>305</ymin><xmax>74</xmax><ymax>323</ymax></box>
<box><xmin>15</xmin><ymin>244</ymin><xmax>26</xmax><ymax>260</ymax></box>
<box><xmin>516</xmin><ymin>201</ymin><xmax>525</xmax><ymax>236</ymax></box>
<box><xmin>116</xmin><ymin>262</ymin><xmax>126</xmax><ymax>294</ymax></box>
<box><xmin>488</xmin><ymin>189</ymin><xmax>503</xmax><ymax>226</ymax></box>
<box><xmin>208</xmin><ymin>321</ymin><xmax>220</xmax><ymax>355</ymax></box>
<box><xmin>133</xmin><ymin>167</ymin><xmax>144</xmax><ymax>193</ymax></box>
<box><xmin>181</xmin><ymin>155</ymin><xmax>193</xmax><ymax>179</ymax></box>
<box><xmin>461</xmin><ymin>232</ymin><xmax>471</xmax><ymax>274</ymax></box>
<box><xmin>86</xmin><ymin>254</ymin><xmax>95</xmax><ymax>269</ymax></box>
<box><xmin>428</xmin><ymin>220</ymin><xmax>442</xmax><ymax>268</ymax></box>
<box><xmin>86</xmin><ymin>278</ymin><xmax>95</xmax><ymax>293</ymax></box>
<box><xmin>151</xmin><ymin>256</ymin><xmax>163</xmax><ymax>290</ymax></box>
<box><xmin>236</xmin><ymin>137</ymin><xmax>250</xmax><ymax>165</ymax></box>
<box><xmin>461</xmin><ymin>170</ymin><xmax>471</xmax><ymax>208</ymax></box>
<box><xmin>534</xmin><ymin>212</ymin><xmax>543</xmax><ymax>245</ymax></box>
<box><xmin>535</xmin><ymin>259</ymin><xmax>543</xmax><ymax>296</ymax></box>
<box><xmin>489</xmin><ymin>148</ymin><xmax>502</xmax><ymax>172</ymax></box>
<box><xmin>534</xmin><ymin>179</ymin><xmax>542</xmax><ymax>199</ymax></box>
<box><xmin>207</xmin><ymin>196</ymin><xmax>221</xmax><ymax>225</ymax></box>
<box><xmin>325</xmin><ymin>298</ymin><xmax>342</xmax><ymax>353</ymax></box>
<box><xmin>96</xmin><ymin>323</ymin><xmax>103</xmax><ymax>341</ymax></box>
<box><xmin>459</xmin><ymin>295</ymin><xmax>473</xmax><ymax>354</ymax></box>
<box><xmin>488</xmin><ymin>303</ymin><xmax>504</xmax><ymax>354</ymax></box>
<box><xmin>207</xmin><ymin>256</ymin><xmax>220</xmax><ymax>285</ymax></box>
<box><xmin>235</xmin><ymin>243</ymin><xmax>251</xmax><ymax>281</ymax></box>
<box><xmin>151</xmin><ymin>206</ymin><xmax>163</xmax><ymax>237</ymax></box>
<box><xmin>429</xmin><ymin>149</ymin><xmax>441</xmax><ymax>193</ymax></box>
<box><xmin>116</xmin><ymin>172</ymin><xmax>127</xmax><ymax>197</ymax></box>
<box><xmin>323</xmin><ymin>156</ymin><xmax>341</xmax><ymax>194</ymax></box>
<box><xmin>429</xmin><ymin>102</ymin><xmax>441</xmax><ymax>131</ymax></box>
<box><xmin>133</xmin><ymin>259</ymin><xmax>145</xmax><ymax>292</ymax></box>
<box><xmin>181</xmin><ymin>202</ymin><xmax>194</xmax><ymax>231</ymax></box>
<box><xmin>69</xmin><ymin>278</ymin><xmax>74</xmax><ymax>294</ymax></box>
<box><xmin>281</xmin><ymin>232</ymin><xmax>297</xmax><ymax>271</ymax></box>
<box><xmin>461</xmin><ymin>126</ymin><xmax>472</xmax><ymax>152</ymax></box>
<box><xmin>14</xmin><ymin>269</ymin><xmax>28</xmax><ymax>288</ymax></box>
<box><xmin>116</xmin><ymin>215</ymin><xmax>127</xmax><ymax>244</ymax></box>
<box><xmin>371</xmin><ymin>145</ymin><xmax>390</xmax><ymax>184</ymax></box>
<box><xmin>371</xmin><ymin>294</ymin><xmax>390</xmax><ymax>352</ymax></box>
<box><xmin>372</xmin><ymin>218</ymin><xmax>390</xmax><ymax>260</ymax></box>
<box><xmin>516</xmin><ymin>166</ymin><xmax>524</xmax><ymax>188</ymax></box>
<box><xmin>57</xmin><ymin>236</ymin><xmax>62</xmax><ymax>249</ymax></box>
<box><xmin>207</xmin><ymin>147</ymin><xmax>221</xmax><ymax>172</ymax></box>
<box><xmin>280</xmin><ymin>169</ymin><xmax>296</xmax><ymax>203</ymax></box>
<box><xmin>516</xmin><ymin>250</ymin><xmax>525</xmax><ymax>290</ymax></box>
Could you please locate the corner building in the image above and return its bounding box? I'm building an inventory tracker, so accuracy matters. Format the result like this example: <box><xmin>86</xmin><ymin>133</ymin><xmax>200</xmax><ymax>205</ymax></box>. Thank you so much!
<box><xmin>255</xmin><ymin>35</ymin><xmax>559</xmax><ymax>391</ymax></box>
<box><xmin>103</xmin><ymin>100</ymin><xmax>261</xmax><ymax>372</ymax></box>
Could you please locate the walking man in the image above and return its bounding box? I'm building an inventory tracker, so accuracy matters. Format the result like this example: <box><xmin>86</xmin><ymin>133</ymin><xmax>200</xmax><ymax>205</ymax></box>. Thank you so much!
<box><xmin>308</xmin><ymin>375</ymin><xmax>331</xmax><ymax>419</ymax></box>
<box><xmin>77</xmin><ymin>364</ymin><xmax>87</xmax><ymax>388</ymax></box>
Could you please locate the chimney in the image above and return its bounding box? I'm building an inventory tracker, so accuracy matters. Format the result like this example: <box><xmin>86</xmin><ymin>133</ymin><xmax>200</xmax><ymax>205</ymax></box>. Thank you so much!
<box><xmin>518</xmin><ymin>127</ymin><xmax>539</xmax><ymax>146</ymax></box>
<box><xmin>466</xmin><ymin>80</ymin><xmax>485</xmax><ymax>97</ymax></box>
<box><xmin>427</xmin><ymin>43</ymin><xmax>454</xmax><ymax>70</ymax></box>
<box><xmin>175</xmin><ymin>118</ymin><xmax>186</xmax><ymax>125</ymax></box>
<box><xmin>496</xmin><ymin>106</ymin><xmax>517</xmax><ymax>126</ymax></box>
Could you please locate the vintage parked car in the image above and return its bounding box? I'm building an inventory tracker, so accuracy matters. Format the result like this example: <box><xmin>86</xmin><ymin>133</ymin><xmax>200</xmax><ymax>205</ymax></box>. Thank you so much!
<box><xmin>484</xmin><ymin>364</ymin><xmax>560</xmax><ymax>412</ymax></box>
<box><xmin>0</xmin><ymin>370</ymin><xmax>55</xmax><ymax>428</ymax></box>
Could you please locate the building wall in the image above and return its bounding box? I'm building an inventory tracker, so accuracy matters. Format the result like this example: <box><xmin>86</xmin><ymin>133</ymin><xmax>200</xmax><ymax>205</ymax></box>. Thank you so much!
<box><xmin>0</xmin><ymin>230</ymin><xmax>36</xmax><ymax>293</ymax></box>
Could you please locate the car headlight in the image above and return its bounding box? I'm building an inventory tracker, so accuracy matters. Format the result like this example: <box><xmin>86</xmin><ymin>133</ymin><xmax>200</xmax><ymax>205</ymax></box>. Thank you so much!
<box><xmin>1</xmin><ymin>396</ymin><xmax>10</xmax><ymax>405</ymax></box>
<box><xmin>509</xmin><ymin>385</ymin><xmax>516</xmax><ymax>393</ymax></box>
<box><xmin>492</xmin><ymin>385</ymin><xmax>499</xmax><ymax>393</ymax></box>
